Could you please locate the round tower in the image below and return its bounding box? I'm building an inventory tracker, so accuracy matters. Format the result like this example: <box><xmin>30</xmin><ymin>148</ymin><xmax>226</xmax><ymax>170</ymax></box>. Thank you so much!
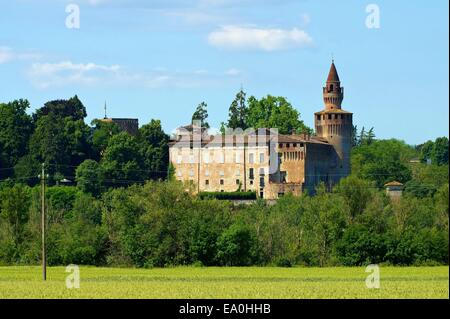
<box><xmin>314</xmin><ymin>61</ymin><xmax>353</xmax><ymax>181</ymax></box>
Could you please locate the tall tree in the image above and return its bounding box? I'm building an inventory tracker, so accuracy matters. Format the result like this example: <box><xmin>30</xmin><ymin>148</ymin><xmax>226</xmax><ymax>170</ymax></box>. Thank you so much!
<box><xmin>91</xmin><ymin>119</ymin><xmax>121</xmax><ymax>159</ymax></box>
<box><xmin>191</xmin><ymin>102</ymin><xmax>210</xmax><ymax>129</ymax></box>
<box><xmin>33</xmin><ymin>95</ymin><xmax>87</xmax><ymax>122</ymax></box>
<box><xmin>246</xmin><ymin>95</ymin><xmax>312</xmax><ymax>135</ymax></box>
<box><xmin>28</xmin><ymin>114</ymin><xmax>70</xmax><ymax>177</ymax></box>
<box><xmin>227</xmin><ymin>89</ymin><xmax>248</xmax><ymax>130</ymax></box>
<box><xmin>0</xmin><ymin>100</ymin><xmax>34</xmax><ymax>177</ymax></box>
<box><xmin>138</xmin><ymin>119</ymin><xmax>170</xmax><ymax>180</ymax></box>
<box><xmin>100</xmin><ymin>132</ymin><xmax>144</xmax><ymax>186</ymax></box>
<box><xmin>431</xmin><ymin>137</ymin><xmax>449</xmax><ymax>166</ymax></box>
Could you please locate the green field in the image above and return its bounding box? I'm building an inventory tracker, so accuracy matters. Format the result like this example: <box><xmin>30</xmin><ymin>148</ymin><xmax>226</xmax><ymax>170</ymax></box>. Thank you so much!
<box><xmin>0</xmin><ymin>266</ymin><xmax>448</xmax><ymax>299</ymax></box>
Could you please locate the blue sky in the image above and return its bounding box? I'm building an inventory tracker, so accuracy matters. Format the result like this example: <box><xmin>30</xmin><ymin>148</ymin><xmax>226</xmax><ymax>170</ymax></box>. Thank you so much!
<box><xmin>0</xmin><ymin>0</ymin><xmax>448</xmax><ymax>145</ymax></box>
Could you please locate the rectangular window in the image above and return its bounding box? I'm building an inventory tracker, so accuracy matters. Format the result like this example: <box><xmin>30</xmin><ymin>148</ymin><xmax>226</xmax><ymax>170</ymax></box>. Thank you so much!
<box><xmin>220</xmin><ymin>179</ymin><xmax>224</xmax><ymax>185</ymax></box>
<box><xmin>177</xmin><ymin>155</ymin><xmax>182</xmax><ymax>164</ymax></box>
<box><xmin>189</xmin><ymin>170</ymin><xmax>194</xmax><ymax>177</ymax></box>
<box><xmin>249</xmin><ymin>168</ymin><xmax>254</xmax><ymax>180</ymax></box>
<box><xmin>203</xmin><ymin>152</ymin><xmax>209</xmax><ymax>164</ymax></box>
<box><xmin>236</xmin><ymin>169</ymin><xmax>241</xmax><ymax>176</ymax></box>
<box><xmin>259</xmin><ymin>153</ymin><xmax>265</xmax><ymax>163</ymax></box>
<box><xmin>249</xmin><ymin>153</ymin><xmax>254</xmax><ymax>164</ymax></box>
<box><xmin>205</xmin><ymin>180</ymin><xmax>209</xmax><ymax>185</ymax></box>
<box><xmin>235</xmin><ymin>152</ymin><xmax>241</xmax><ymax>163</ymax></box>
<box><xmin>189</xmin><ymin>155</ymin><xmax>194</xmax><ymax>164</ymax></box>
<box><xmin>205</xmin><ymin>170</ymin><xmax>210</xmax><ymax>177</ymax></box>
<box><xmin>236</xmin><ymin>179</ymin><xmax>240</xmax><ymax>185</ymax></box>
<box><xmin>218</xmin><ymin>152</ymin><xmax>225</xmax><ymax>164</ymax></box>
<box><xmin>219</xmin><ymin>170</ymin><xmax>224</xmax><ymax>177</ymax></box>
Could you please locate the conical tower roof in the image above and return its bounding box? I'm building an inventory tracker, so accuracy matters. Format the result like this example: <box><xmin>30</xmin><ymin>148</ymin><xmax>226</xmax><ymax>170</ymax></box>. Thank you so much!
<box><xmin>327</xmin><ymin>61</ymin><xmax>340</xmax><ymax>82</ymax></box>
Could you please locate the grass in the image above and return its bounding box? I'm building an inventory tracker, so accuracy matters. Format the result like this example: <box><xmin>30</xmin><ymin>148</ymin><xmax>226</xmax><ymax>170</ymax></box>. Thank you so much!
<box><xmin>0</xmin><ymin>266</ymin><xmax>448</xmax><ymax>299</ymax></box>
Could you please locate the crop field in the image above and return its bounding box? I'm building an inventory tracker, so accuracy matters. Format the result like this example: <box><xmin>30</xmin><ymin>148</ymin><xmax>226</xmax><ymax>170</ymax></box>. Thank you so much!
<box><xmin>0</xmin><ymin>266</ymin><xmax>448</xmax><ymax>299</ymax></box>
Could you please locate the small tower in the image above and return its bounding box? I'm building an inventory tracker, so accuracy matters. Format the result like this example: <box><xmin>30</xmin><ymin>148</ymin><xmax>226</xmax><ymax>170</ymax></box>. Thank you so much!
<box><xmin>315</xmin><ymin>61</ymin><xmax>353</xmax><ymax>182</ymax></box>
<box><xmin>323</xmin><ymin>60</ymin><xmax>344</xmax><ymax>110</ymax></box>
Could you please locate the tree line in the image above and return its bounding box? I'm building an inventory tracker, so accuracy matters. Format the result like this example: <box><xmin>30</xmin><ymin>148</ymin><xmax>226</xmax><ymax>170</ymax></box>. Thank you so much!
<box><xmin>0</xmin><ymin>177</ymin><xmax>447</xmax><ymax>267</ymax></box>
<box><xmin>0</xmin><ymin>93</ymin><xmax>448</xmax><ymax>267</ymax></box>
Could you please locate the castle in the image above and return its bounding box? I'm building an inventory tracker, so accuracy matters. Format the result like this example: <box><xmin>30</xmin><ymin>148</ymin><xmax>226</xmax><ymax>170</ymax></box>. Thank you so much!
<box><xmin>169</xmin><ymin>61</ymin><xmax>353</xmax><ymax>199</ymax></box>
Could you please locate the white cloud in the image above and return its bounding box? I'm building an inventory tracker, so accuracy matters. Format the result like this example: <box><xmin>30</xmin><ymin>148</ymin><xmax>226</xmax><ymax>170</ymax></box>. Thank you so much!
<box><xmin>27</xmin><ymin>60</ymin><xmax>241</xmax><ymax>89</ymax></box>
<box><xmin>0</xmin><ymin>46</ymin><xmax>42</xmax><ymax>64</ymax></box>
<box><xmin>28</xmin><ymin>61</ymin><xmax>121</xmax><ymax>89</ymax></box>
<box><xmin>0</xmin><ymin>47</ymin><xmax>14</xmax><ymax>64</ymax></box>
<box><xmin>208</xmin><ymin>25</ymin><xmax>313</xmax><ymax>51</ymax></box>
<box><xmin>225</xmin><ymin>68</ymin><xmax>241</xmax><ymax>76</ymax></box>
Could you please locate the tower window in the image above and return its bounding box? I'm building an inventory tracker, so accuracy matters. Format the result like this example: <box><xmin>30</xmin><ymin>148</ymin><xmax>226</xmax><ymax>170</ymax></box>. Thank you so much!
<box><xmin>330</xmin><ymin>84</ymin><xmax>334</xmax><ymax>91</ymax></box>
<box><xmin>328</xmin><ymin>114</ymin><xmax>332</xmax><ymax>120</ymax></box>
<box><xmin>220</xmin><ymin>179</ymin><xmax>224</xmax><ymax>185</ymax></box>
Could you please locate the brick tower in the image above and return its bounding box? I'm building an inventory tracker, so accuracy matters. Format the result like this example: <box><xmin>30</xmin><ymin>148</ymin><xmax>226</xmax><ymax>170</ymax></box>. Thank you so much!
<box><xmin>314</xmin><ymin>61</ymin><xmax>353</xmax><ymax>182</ymax></box>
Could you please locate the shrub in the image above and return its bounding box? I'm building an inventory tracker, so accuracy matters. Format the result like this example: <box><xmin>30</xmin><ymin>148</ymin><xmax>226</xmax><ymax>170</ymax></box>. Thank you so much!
<box><xmin>199</xmin><ymin>191</ymin><xmax>257</xmax><ymax>200</ymax></box>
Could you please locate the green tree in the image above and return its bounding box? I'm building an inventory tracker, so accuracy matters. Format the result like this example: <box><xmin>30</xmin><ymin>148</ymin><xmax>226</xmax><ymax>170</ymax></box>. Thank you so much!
<box><xmin>91</xmin><ymin>119</ymin><xmax>121</xmax><ymax>158</ymax></box>
<box><xmin>431</xmin><ymin>137</ymin><xmax>449</xmax><ymax>165</ymax></box>
<box><xmin>28</xmin><ymin>114</ymin><xmax>70</xmax><ymax>178</ymax></box>
<box><xmin>28</xmin><ymin>113</ymin><xmax>91</xmax><ymax>180</ymax></box>
<box><xmin>227</xmin><ymin>89</ymin><xmax>248</xmax><ymax>130</ymax></box>
<box><xmin>352</xmin><ymin>139</ymin><xmax>415</xmax><ymax>187</ymax></box>
<box><xmin>191</xmin><ymin>102</ymin><xmax>210</xmax><ymax>129</ymax></box>
<box><xmin>138</xmin><ymin>119</ymin><xmax>169</xmax><ymax>180</ymax></box>
<box><xmin>419</xmin><ymin>140</ymin><xmax>434</xmax><ymax>163</ymax></box>
<box><xmin>301</xmin><ymin>185</ymin><xmax>349</xmax><ymax>266</ymax></box>
<box><xmin>0</xmin><ymin>99</ymin><xmax>34</xmax><ymax>178</ymax></box>
<box><xmin>334</xmin><ymin>176</ymin><xmax>375</xmax><ymax>220</ymax></box>
<box><xmin>76</xmin><ymin>160</ymin><xmax>104</xmax><ymax>197</ymax></box>
<box><xmin>216</xmin><ymin>223</ymin><xmax>260</xmax><ymax>266</ymax></box>
<box><xmin>100</xmin><ymin>132</ymin><xmax>144</xmax><ymax>187</ymax></box>
<box><xmin>0</xmin><ymin>184</ymin><xmax>31</xmax><ymax>259</ymax></box>
<box><xmin>33</xmin><ymin>95</ymin><xmax>87</xmax><ymax>122</ymax></box>
<box><xmin>246</xmin><ymin>95</ymin><xmax>311</xmax><ymax>134</ymax></box>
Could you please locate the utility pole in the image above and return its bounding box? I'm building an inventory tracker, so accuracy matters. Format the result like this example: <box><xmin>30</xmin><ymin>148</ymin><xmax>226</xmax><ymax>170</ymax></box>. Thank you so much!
<box><xmin>40</xmin><ymin>163</ymin><xmax>46</xmax><ymax>281</ymax></box>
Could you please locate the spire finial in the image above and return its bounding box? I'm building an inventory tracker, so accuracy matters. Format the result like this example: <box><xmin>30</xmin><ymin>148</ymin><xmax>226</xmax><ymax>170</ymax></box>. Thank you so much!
<box><xmin>104</xmin><ymin>101</ymin><xmax>107</xmax><ymax>119</ymax></box>
<box><xmin>331</xmin><ymin>52</ymin><xmax>334</xmax><ymax>64</ymax></box>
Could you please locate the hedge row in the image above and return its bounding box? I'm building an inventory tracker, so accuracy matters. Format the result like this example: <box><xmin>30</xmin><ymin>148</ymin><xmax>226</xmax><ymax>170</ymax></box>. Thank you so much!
<box><xmin>198</xmin><ymin>191</ymin><xmax>257</xmax><ymax>200</ymax></box>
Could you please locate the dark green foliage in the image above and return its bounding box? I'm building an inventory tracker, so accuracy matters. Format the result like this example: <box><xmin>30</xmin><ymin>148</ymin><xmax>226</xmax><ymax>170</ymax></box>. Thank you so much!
<box><xmin>0</xmin><ymin>94</ymin><xmax>448</xmax><ymax>268</ymax></box>
<box><xmin>216</xmin><ymin>224</ymin><xmax>260</xmax><ymax>266</ymax></box>
<box><xmin>76</xmin><ymin>160</ymin><xmax>103</xmax><ymax>197</ymax></box>
<box><xmin>0</xmin><ymin>100</ymin><xmax>34</xmax><ymax>178</ymax></box>
<box><xmin>0</xmin><ymin>180</ymin><xmax>448</xmax><ymax>267</ymax></box>
<box><xmin>227</xmin><ymin>89</ymin><xmax>248</xmax><ymax>130</ymax></box>
<box><xmin>246</xmin><ymin>95</ymin><xmax>312</xmax><ymax>135</ymax></box>
<box><xmin>418</xmin><ymin>137</ymin><xmax>449</xmax><ymax>165</ymax></box>
<box><xmin>100</xmin><ymin>132</ymin><xmax>145</xmax><ymax>187</ymax></box>
<box><xmin>138</xmin><ymin>119</ymin><xmax>169</xmax><ymax>180</ymax></box>
<box><xmin>352</xmin><ymin>139</ymin><xmax>415</xmax><ymax>187</ymax></box>
<box><xmin>404</xmin><ymin>180</ymin><xmax>437</xmax><ymax>198</ymax></box>
<box><xmin>336</xmin><ymin>224</ymin><xmax>388</xmax><ymax>266</ymax></box>
<box><xmin>192</xmin><ymin>102</ymin><xmax>210</xmax><ymax>129</ymax></box>
<box><xmin>199</xmin><ymin>191</ymin><xmax>257</xmax><ymax>200</ymax></box>
<box><xmin>91</xmin><ymin>119</ymin><xmax>121</xmax><ymax>158</ymax></box>
<box><xmin>33</xmin><ymin>95</ymin><xmax>87</xmax><ymax>122</ymax></box>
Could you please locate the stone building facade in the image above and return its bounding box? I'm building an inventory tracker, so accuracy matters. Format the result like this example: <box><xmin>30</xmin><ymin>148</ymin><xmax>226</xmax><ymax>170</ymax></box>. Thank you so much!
<box><xmin>169</xmin><ymin>61</ymin><xmax>353</xmax><ymax>199</ymax></box>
